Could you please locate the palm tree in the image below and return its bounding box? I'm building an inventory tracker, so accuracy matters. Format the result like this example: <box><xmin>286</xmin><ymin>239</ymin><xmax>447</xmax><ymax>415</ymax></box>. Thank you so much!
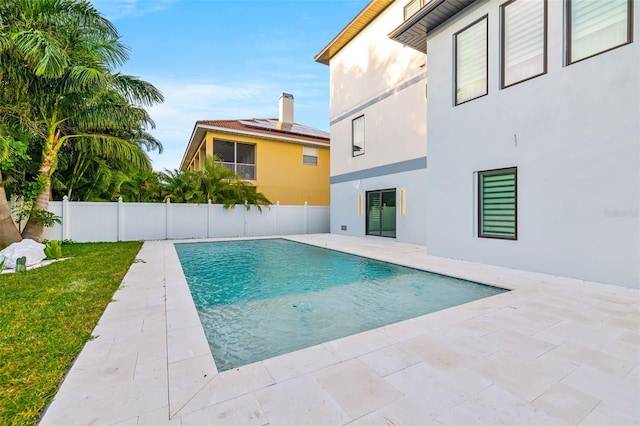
<box><xmin>0</xmin><ymin>0</ymin><xmax>164</xmax><ymax>241</ymax></box>
<box><xmin>161</xmin><ymin>158</ymin><xmax>272</xmax><ymax>210</ymax></box>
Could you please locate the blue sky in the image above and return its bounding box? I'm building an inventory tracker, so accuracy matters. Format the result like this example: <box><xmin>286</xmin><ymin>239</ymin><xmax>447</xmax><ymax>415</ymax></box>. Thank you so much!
<box><xmin>90</xmin><ymin>0</ymin><xmax>368</xmax><ymax>171</ymax></box>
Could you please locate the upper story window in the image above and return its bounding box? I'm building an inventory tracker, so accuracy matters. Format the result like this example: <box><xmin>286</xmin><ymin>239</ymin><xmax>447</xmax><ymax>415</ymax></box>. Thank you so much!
<box><xmin>454</xmin><ymin>16</ymin><xmax>488</xmax><ymax>105</ymax></box>
<box><xmin>352</xmin><ymin>115</ymin><xmax>365</xmax><ymax>157</ymax></box>
<box><xmin>501</xmin><ymin>0</ymin><xmax>547</xmax><ymax>88</ymax></box>
<box><xmin>214</xmin><ymin>140</ymin><xmax>256</xmax><ymax>180</ymax></box>
<box><xmin>302</xmin><ymin>146</ymin><xmax>318</xmax><ymax>165</ymax></box>
<box><xmin>567</xmin><ymin>0</ymin><xmax>633</xmax><ymax>64</ymax></box>
<box><xmin>478</xmin><ymin>167</ymin><xmax>517</xmax><ymax>240</ymax></box>
<box><xmin>404</xmin><ymin>0</ymin><xmax>423</xmax><ymax>20</ymax></box>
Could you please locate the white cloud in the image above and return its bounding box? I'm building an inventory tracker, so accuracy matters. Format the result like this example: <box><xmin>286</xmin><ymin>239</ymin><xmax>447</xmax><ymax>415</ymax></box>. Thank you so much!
<box><xmin>143</xmin><ymin>78</ymin><xmax>283</xmax><ymax>171</ymax></box>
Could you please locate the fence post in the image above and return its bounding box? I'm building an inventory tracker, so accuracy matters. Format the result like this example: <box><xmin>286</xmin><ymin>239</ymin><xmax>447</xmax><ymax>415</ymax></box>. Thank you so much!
<box><xmin>166</xmin><ymin>198</ymin><xmax>172</xmax><ymax>240</ymax></box>
<box><xmin>62</xmin><ymin>195</ymin><xmax>69</xmax><ymax>241</ymax></box>
<box><xmin>243</xmin><ymin>200</ymin><xmax>248</xmax><ymax>237</ymax></box>
<box><xmin>304</xmin><ymin>201</ymin><xmax>308</xmax><ymax>234</ymax></box>
<box><xmin>207</xmin><ymin>199</ymin><xmax>212</xmax><ymax>238</ymax></box>
<box><xmin>117</xmin><ymin>197</ymin><xmax>124</xmax><ymax>241</ymax></box>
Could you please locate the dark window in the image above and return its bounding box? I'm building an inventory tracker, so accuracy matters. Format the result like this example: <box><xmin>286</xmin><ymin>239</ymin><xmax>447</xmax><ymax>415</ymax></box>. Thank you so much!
<box><xmin>478</xmin><ymin>168</ymin><xmax>517</xmax><ymax>240</ymax></box>
<box><xmin>501</xmin><ymin>0</ymin><xmax>547</xmax><ymax>88</ymax></box>
<box><xmin>454</xmin><ymin>16</ymin><xmax>488</xmax><ymax>105</ymax></box>
<box><xmin>366</xmin><ymin>189</ymin><xmax>396</xmax><ymax>238</ymax></box>
<box><xmin>352</xmin><ymin>115</ymin><xmax>365</xmax><ymax>157</ymax></box>
<box><xmin>567</xmin><ymin>0</ymin><xmax>633</xmax><ymax>64</ymax></box>
<box><xmin>213</xmin><ymin>140</ymin><xmax>256</xmax><ymax>180</ymax></box>
<box><xmin>303</xmin><ymin>146</ymin><xmax>318</xmax><ymax>165</ymax></box>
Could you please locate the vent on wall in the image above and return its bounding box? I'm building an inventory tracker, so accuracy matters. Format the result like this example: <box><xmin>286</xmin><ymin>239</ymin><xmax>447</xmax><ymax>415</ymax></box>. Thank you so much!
<box><xmin>341</xmin><ymin>225</ymin><xmax>347</xmax><ymax>231</ymax></box>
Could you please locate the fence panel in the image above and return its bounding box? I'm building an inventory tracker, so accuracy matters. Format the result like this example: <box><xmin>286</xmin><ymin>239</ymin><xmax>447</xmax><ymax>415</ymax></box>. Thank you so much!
<box><xmin>278</xmin><ymin>206</ymin><xmax>305</xmax><ymax>235</ymax></box>
<box><xmin>171</xmin><ymin>203</ymin><xmax>208</xmax><ymax>239</ymax></box>
<box><xmin>122</xmin><ymin>203</ymin><xmax>167</xmax><ymax>241</ymax></box>
<box><xmin>43</xmin><ymin>202</ymin><xmax>63</xmax><ymax>241</ymax></box>
<box><xmin>245</xmin><ymin>206</ymin><xmax>277</xmax><ymax>236</ymax></box>
<box><xmin>69</xmin><ymin>202</ymin><xmax>119</xmax><ymax>242</ymax></box>
<box><xmin>14</xmin><ymin>198</ymin><xmax>329</xmax><ymax>242</ymax></box>
<box><xmin>210</xmin><ymin>205</ymin><xmax>246</xmax><ymax>238</ymax></box>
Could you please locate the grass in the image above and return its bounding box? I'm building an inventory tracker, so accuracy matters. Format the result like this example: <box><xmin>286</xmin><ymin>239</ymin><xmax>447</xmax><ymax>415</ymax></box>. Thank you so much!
<box><xmin>0</xmin><ymin>241</ymin><xmax>143</xmax><ymax>426</ymax></box>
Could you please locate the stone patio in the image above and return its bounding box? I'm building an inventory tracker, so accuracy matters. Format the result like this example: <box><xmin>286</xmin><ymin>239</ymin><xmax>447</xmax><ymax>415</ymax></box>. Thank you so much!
<box><xmin>39</xmin><ymin>234</ymin><xmax>640</xmax><ymax>425</ymax></box>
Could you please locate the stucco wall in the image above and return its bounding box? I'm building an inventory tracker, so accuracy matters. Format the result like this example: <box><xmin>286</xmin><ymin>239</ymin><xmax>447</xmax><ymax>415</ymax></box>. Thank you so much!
<box><xmin>200</xmin><ymin>131</ymin><xmax>330</xmax><ymax>206</ymax></box>
<box><xmin>331</xmin><ymin>168</ymin><xmax>428</xmax><ymax>245</ymax></box>
<box><xmin>329</xmin><ymin>1</ymin><xmax>427</xmax><ymax>176</ymax></box>
<box><xmin>425</xmin><ymin>0</ymin><xmax>639</xmax><ymax>287</ymax></box>
<box><xmin>327</xmin><ymin>0</ymin><xmax>428</xmax><ymax>244</ymax></box>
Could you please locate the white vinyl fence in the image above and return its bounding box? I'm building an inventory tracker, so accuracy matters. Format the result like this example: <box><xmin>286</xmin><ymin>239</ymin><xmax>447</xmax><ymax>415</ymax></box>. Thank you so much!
<box><xmin>20</xmin><ymin>197</ymin><xmax>329</xmax><ymax>242</ymax></box>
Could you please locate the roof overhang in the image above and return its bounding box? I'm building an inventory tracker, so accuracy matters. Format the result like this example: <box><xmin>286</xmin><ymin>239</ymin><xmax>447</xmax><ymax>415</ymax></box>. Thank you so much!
<box><xmin>179</xmin><ymin>124</ymin><xmax>329</xmax><ymax>171</ymax></box>
<box><xmin>388</xmin><ymin>0</ymin><xmax>481</xmax><ymax>52</ymax></box>
<box><xmin>314</xmin><ymin>0</ymin><xmax>394</xmax><ymax>65</ymax></box>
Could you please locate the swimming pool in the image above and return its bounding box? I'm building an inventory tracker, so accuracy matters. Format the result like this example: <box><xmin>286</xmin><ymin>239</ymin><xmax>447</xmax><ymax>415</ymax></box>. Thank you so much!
<box><xmin>175</xmin><ymin>239</ymin><xmax>507</xmax><ymax>371</ymax></box>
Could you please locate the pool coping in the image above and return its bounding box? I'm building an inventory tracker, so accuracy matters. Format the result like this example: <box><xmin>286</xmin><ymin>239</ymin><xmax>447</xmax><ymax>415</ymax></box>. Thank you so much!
<box><xmin>39</xmin><ymin>234</ymin><xmax>640</xmax><ymax>425</ymax></box>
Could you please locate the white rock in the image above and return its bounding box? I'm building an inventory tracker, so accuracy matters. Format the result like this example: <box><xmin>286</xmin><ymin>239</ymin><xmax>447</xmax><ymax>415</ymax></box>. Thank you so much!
<box><xmin>0</xmin><ymin>239</ymin><xmax>46</xmax><ymax>269</ymax></box>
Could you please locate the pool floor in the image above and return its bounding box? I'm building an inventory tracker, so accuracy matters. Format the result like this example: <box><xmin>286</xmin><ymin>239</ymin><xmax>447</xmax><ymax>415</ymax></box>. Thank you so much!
<box><xmin>176</xmin><ymin>239</ymin><xmax>506</xmax><ymax>371</ymax></box>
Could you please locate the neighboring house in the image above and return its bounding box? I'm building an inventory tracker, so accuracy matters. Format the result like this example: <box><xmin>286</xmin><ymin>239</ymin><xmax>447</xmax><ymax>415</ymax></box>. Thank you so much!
<box><xmin>180</xmin><ymin>94</ymin><xmax>330</xmax><ymax>206</ymax></box>
<box><xmin>321</xmin><ymin>0</ymin><xmax>639</xmax><ymax>288</ymax></box>
<box><xmin>315</xmin><ymin>0</ymin><xmax>428</xmax><ymax>244</ymax></box>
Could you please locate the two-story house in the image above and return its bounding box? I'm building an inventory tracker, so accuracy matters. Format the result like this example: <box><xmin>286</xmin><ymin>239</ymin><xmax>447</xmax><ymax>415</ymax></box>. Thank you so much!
<box><xmin>180</xmin><ymin>93</ymin><xmax>330</xmax><ymax>206</ymax></box>
<box><xmin>320</xmin><ymin>0</ymin><xmax>639</xmax><ymax>288</ymax></box>
<box><xmin>315</xmin><ymin>0</ymin><xmax>428</xmax><ymax>244</ymax></box>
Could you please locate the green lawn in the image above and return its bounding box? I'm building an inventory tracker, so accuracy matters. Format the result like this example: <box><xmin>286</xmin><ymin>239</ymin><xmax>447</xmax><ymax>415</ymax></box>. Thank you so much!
<box><xmin>0</xmin><ymin>241</ymin><xmax>143</xmax><ymax>426</ymax></box>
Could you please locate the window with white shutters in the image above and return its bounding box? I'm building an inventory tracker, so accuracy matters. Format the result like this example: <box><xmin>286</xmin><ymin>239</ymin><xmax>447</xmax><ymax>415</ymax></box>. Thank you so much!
<box><xmin>567</xmin><ymin>0</ymin><xmax>632</xmax><ymax>64</ymax></box>
<box><xmin>454</xmin><ymin>16</ymin><xmax>488</xmax><ymax>105</ymax></box>
<box><xmin>501</xmin><ymin>0</ymin><xmax>547</xmax><ymax>88</ymax></box>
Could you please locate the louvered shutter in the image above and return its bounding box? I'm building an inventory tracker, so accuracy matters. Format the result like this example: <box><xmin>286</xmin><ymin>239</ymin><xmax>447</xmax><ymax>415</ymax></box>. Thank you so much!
<box><xmin>479</xmin><ymin>169</ymin><xmax>517</xmax><ymax>239</ymax></box>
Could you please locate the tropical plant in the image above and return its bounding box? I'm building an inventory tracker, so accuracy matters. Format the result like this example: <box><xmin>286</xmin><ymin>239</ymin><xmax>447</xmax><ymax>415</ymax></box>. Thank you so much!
<box><xmin>0</xmin><ymin>0</ymin><xmax>164</xmax><ymax>242</ymax></box>
<box><xmin>159</xmin><ymin>158</ymin><xmax>272</xmax><ymax>210</ymax></box>
<box><xmin>44</xmin><ymin>240</ymin><xmax>62</xmax><ymax>259</ymax></box>
<box><xmin>0</xmin><ymin>132</ymin><xmax>31</xmax><ymax>247</ymax></box>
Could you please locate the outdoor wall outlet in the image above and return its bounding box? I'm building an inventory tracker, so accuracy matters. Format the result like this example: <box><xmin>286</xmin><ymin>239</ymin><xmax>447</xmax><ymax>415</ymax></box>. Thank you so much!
<box><xmin>341</xmin><ymin>225</ymin><xmax>347</xmax><ymax>231</ymax></box>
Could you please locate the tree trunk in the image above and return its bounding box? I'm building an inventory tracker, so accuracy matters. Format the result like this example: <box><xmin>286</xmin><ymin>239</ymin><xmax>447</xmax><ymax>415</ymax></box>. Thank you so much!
<box><xmin>0</xmin><ymin>171</ymin><xmax>23</xmax><ymax>248</ymax></box>
<box><xmin>20</xmin><ymin>173</ymin><xmax>51</xmax><ymax>242</ymax></box>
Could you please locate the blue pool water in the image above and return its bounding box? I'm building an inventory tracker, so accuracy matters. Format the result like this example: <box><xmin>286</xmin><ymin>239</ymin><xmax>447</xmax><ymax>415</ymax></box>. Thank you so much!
<box><xmin>175</xmin><ymin>239</ymin><xmax>507</xmax><ymax>372</ymax></box>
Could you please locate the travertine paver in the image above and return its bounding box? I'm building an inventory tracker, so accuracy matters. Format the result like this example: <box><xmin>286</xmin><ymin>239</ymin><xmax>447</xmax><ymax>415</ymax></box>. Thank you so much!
<box><xmin>39</xmin><ymin>234</ymin><xmax>640</xmax><ymax>425</ymax></box>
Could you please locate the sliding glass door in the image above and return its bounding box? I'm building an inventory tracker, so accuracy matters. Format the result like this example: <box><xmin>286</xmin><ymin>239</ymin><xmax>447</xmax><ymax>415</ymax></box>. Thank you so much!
<box><xmin>366</xmin><ymin>189</ymin><xmax>396</xmax><ymax>238</ymax></box>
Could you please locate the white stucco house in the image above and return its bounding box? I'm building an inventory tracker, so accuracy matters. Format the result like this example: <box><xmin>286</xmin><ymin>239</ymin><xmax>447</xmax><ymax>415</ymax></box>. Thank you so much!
<box><xmin>315</xmin><ymin>0</ymin><xmax>428</xmax><ymax>244</ymax></box>
<box><xmin>318</xmin><ymin>0</ymin><xmax>639</xmax><ymax>288</ymax></box>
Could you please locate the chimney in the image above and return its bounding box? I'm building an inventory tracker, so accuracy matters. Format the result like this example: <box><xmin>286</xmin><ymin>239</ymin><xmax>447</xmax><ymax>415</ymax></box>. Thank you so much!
<box><xmin>278</xmin><ymin>93</ymin><xmax>294</xmax><ymax>126</ymax></box>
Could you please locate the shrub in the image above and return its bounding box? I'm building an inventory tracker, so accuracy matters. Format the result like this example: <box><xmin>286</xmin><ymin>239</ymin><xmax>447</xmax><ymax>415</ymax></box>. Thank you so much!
<box><xmin>44</xmin><ymin>240</ymin><xmax>62</xmax><ymax>260</ymax></box>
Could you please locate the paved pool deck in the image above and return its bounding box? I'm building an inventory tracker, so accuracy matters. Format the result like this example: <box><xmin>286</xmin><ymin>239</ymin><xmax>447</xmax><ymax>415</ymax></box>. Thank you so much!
<box><xmin>40</xmin><ymin>234</ymin><xmax>639</xmax><ymax>425</ymax></box>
